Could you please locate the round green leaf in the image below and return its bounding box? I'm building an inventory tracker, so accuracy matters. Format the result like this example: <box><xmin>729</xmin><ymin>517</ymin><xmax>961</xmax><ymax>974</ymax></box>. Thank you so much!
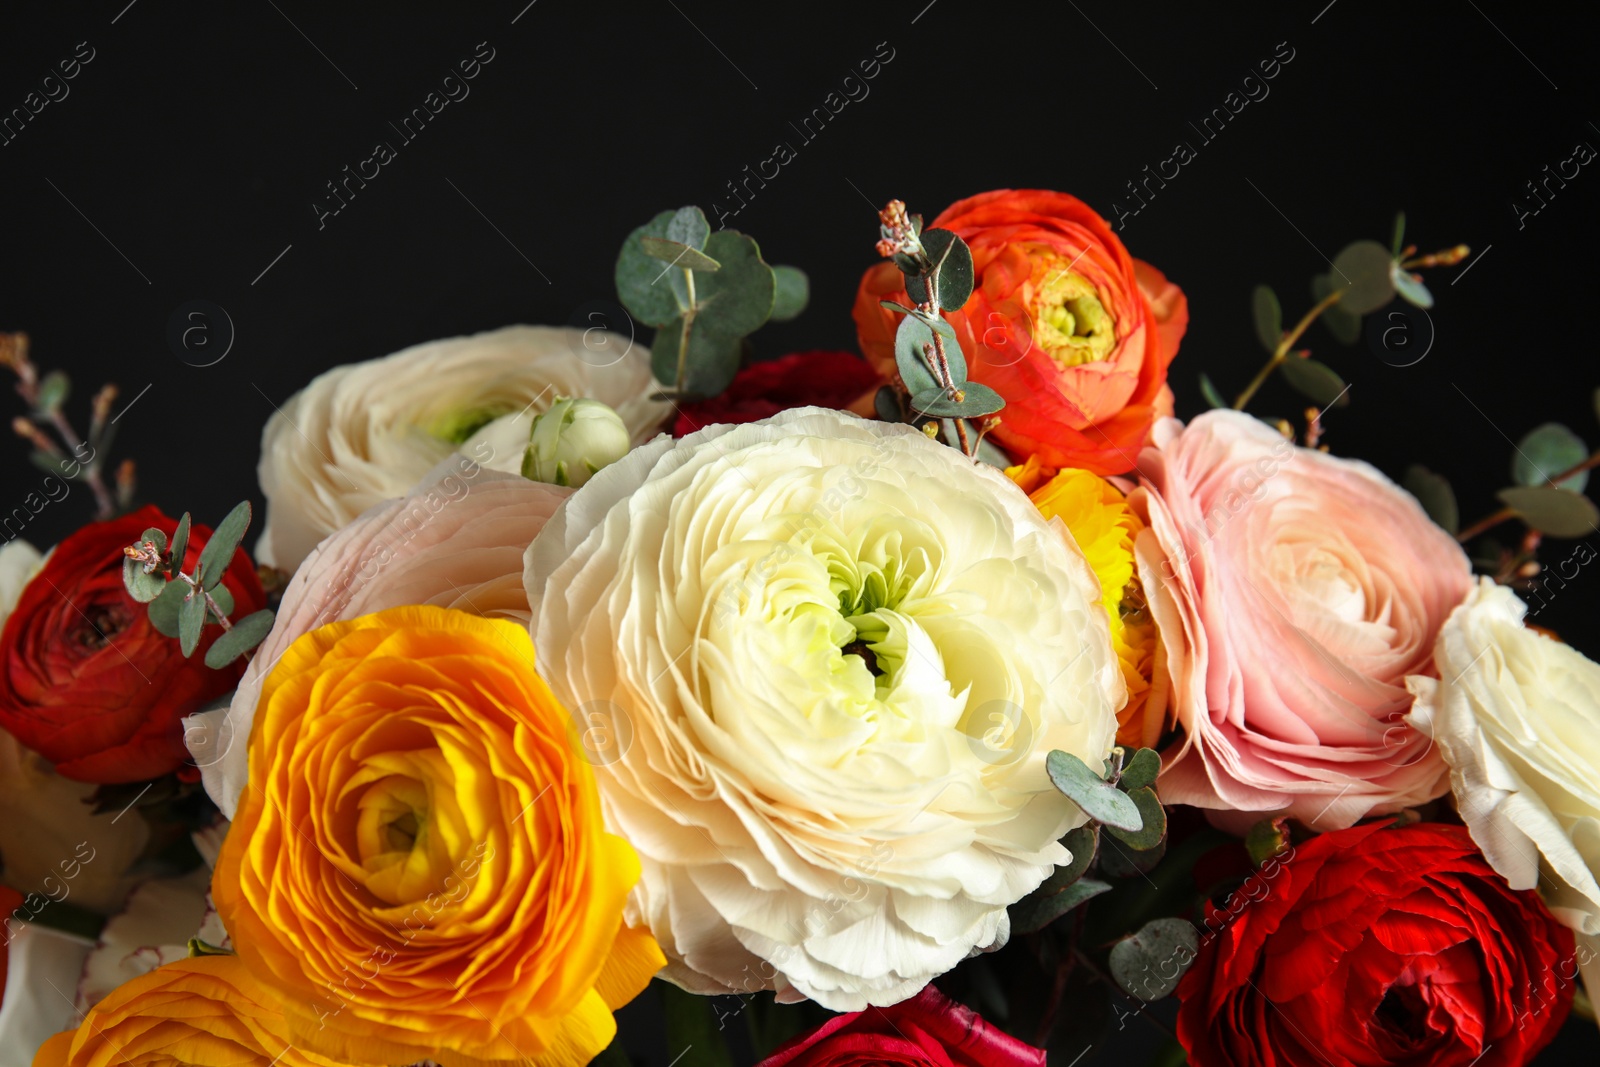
<box><xmin>909</xmin><ymin>381</ymin><xmax>1003</xmax><ymax>420</ymax></box>
<box><xmin>204</xmin><ymin>609</ymin><xmax>275</xmax><ymax>669</ymax></box>
<box><xmin>1046</xmin><ymin>750</ymin><xmax>1142</xmax><ymax>831</ymax></box>
<box><xmin>1106</xmin><ymin>786</ymin><xmax>1166</xmax><ymax>851</ymax></box>
<box><xmin>147</xmin><ymin>582</ymin><xmax>186</xmax><ymax>638</ymax></box>
<box><xmin>1513</xmin><ymin>422</ymin><xmax>1589</xmax><ymax>491</ymax></box>
<box><xmin>1402</xmin><ymin>465</ymin><xmax>1460</xmax><ymax>535</ymax></box>
<box><xmin>35</xmin><ymin>371</ymin><xmax>70</xmax><ymax>413</ymax></box>
<box><xmin>122</xmin><ymin>557</ymin><xmax>167</xmax><ymax>603</ymax></box>
<box><xmin>904</xmin><ymin>229</ymin><xmax>975</xmax><ymax>312</ymax></box>
<box><xmin>1391</xmin><ymin>264</ymin><xmax>1434</xmax><ymax>309</ymax></box>
<box><xmin>638</xmin><ymin>236</ymin><xmax>720</xmax><ymax>272</ymax></box>
<box><xmin>1108</xmin><ymin>918</ymin><xmax>1200</xmax><ymax>1001</ymax></box>
<box><xmin>1252</xmin><ymin>284</ymin><xmax>1281</xmax><ymax>353</ymax></box>
<box><xmin>873</xmin><ymin>385</ymin><xmax>904</xmax><ymax>423</ymax></box>
<box><xmin>1278</xmin><ymin>357</ymin><xmax>1348</xmax><ymax>408</ymax></box>
<box><xmin>665</xmin><ymin>205</ymin><xmax>710</xmax><ymax>250</ymax></box>
<box><xmin>894</xmin><ymin>316</ymin><xmax>945</xmax><ymax>396</ymax></box>
<box><xmin>1038</xmin><ymin>825</ymin><xmax>1099</xmax><ymax>894</ymax></box>
<box><xmin>695</xmin><ymin>230</ymin><xmax>776</xmax><ymax>338</ymax></box>
<box><xmin>1009</xmin><ymin>877</ymin><xmax>1114</xmax><ymax>935</ymax></box>
<box><xmin>139</xmin><ymin>527</ymin><xmax>168</xmax><ymax>554</ymax></box>
<box><xmin>650</xmin><ymin>316</ymin><xmax>745</xmax><ymax>399</ymax></box>
<box><xmin>1498</xmin><ymin>485</ymin><xmax>1600</xmax><ymax>537</ymax></box>
<box><xmin>1331</xmin><ymin>239</ymin><xmax>1397</xmax><ymax>315</ymax></box>
<box><xmin>770</xmin><ymin>266</ymin><xmax>809</xmax><ymax>323</ymax></box>
<box><xmin>1118</xmin><ymin>748</ymin><xmax>1161</xmax><ymax>792</ymax></box>
<box><xmin>1311</xmin><ymin>274</ymin><xmax>1361</xmax><ymax>345</ymax></box>
<box><xmin>615</xmin><ymin>210</ymin><xmax>692</xmax><ymax>328</ymax></box>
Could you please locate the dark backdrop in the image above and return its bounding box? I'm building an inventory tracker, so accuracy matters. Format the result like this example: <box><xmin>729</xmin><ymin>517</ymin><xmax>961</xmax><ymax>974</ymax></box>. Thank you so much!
<box><xmin>2</xmin><ymin>1</ymin><xmax>1596</xmax><ymax>1063</ymax></box>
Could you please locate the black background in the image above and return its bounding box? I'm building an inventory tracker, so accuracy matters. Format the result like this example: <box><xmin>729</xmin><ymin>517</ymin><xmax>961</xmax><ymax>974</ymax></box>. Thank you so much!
<box><xmin>2</xmin><ymin>0</ymin><xmax>1597</xmax><ymax>1063</ymax></box>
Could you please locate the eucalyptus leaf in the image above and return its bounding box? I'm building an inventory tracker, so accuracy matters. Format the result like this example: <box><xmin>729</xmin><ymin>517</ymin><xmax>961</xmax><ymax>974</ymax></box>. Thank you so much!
<box><xmin>904</xmin><ymin>229</ymin><xmax>975</xmax><ymax>312</ymax></box>
<box><xmin>206</xmin><ymin>583</ymin><xmax>234</xmax><ymax>622</ymax></box>
<box><xmin>1106</xmin><ymin>787</ymin><xmax>1166</xmax><ymax>850</ymax></box>
<box><xmin>1199</xmin><ymin>373</ymin><xmax>1227</xmax><ymax>410</ymax></box>
<box><xmin>1330</xmin><ymin>239</ymin><xmax>1396</xmax><ymax>315</ymax></box>
<box><xmin>169</xmin><ymin>513</ymin><xmax>191</xmax><ymax>570</ymax></box>
<box><xmin>179</xmin><ymin>591</ymin><xmax>207</xmax><ymax>658</ymax></box>
<box><xmin>1311</xmin><ymin>274</ymin><xmax>1362</xmax><ymax>345</ymax></box>
<box><xmin>638</xmin><ymin>236</ymin><xmax>721</xmax><ymax>272</ymax></box>
<box><xmin>1038</xmin><ymin>825</ymin><xmax>1099</xmax><ymax>894</ymax></box>
<box><xmin>1391</xmin><ymin>210</ymin><xmax>1406</xmax><ymax>257</ymax></box>
<box><xmin>199</xmin><ymin>502</ymin><xmax>251</xmax><ymax>590</ymax></box>
<box><xmin>1252</xmin><ymin>284</ymin><xmax>1281</xmax><ymax>353</ymax></box>
<box><xmin>879</xmin><ymin>299</ymin><xmax>916</xmax><ymax>316</ymax></box>
<box><xmin>1391</xmin><ymin>265</ymin><xmax>1433</xmax><ymax>309</ymax></box>
<box><xmin>1046</xmin><ymin>750</ymin><xmax>1142</xmax><ymax>831</ymax></box>
<box><xmin>1402</xmin><ymin>465</ymin><xmax>1460</xmax><ymax>535</ymax></box>
<box><xmin>139</xmin><ymin>527</ymin><xmax>168</xmax><ymax>554</ymax></box>
<box><xmin>35</xmin><ymin>371</ymin><xmax>70</xmax><ymax>413</ymax></box>
<box><xmin>1108</xmin><ymin>918</ymin><xmax>1200</xmax><ymax>1001</ymax></box>
<box><xmin>1513</xmin><ymin>423</ymin><xmax>1590</xmax><ymax>492</ymax></box>
<box><xmin>873</xmin><ymin>385</ymin><xmax>903</xmax><ymax>423</ymax></box>
<box><xmin>147</xmin><ymin>582</ymin><xmax>186</xmax><ymax>638</ymax></box>
<box><xmin>1009</xmin><ymin>877</ymin><xmax>1114</xmax><ymax>934</ymax></box>
<box><xmin>1119</xmin><ymin>748</ymin><xmax>1162</xmax><ymax>792</ymax></box>
<box><xmin>122</xmin><ymin>558</ymin><xmax>167</xmax><ymax>604</ymax></box>
<box><xmin>1278</xmin><ymin>357</ymin><xmax>1348</xmax><ymax>409</ymax></box>
<box><xmin>650</xmin><ymin>317</ymin><xmax>745</xmax><ymax>399</ymax></box>
<box><xmin>204</xmin><ymin>610</ymin><xmax>275</xmax><ymax>669</ymax></box>
<box><xmin>770</xmin><ymin>266</ymin><xmax>809</xmax><ymax>322</ymax></box>
<box><xmin>909</xmin><ymin>381</ymin><xmax>1003</xmax><ymax>420</ymax></box>
<box><xmin>665</xmin><ymin>205</ymin><xmax>710</xmax><ymax>250</ymax></box>
<box><xmin>1497</xmin><ymin>485</ymin><xmax>1600</xmax><ymax>538</ymax></box>
<box><xmin>696</xmin><ymin>230</ymin><xmax>777</xmax><ymax>338</ymax></box>
<box><xmin>616</xmin><ymin>210</ymin><xmax>694</xmax><ymax>327</ymax></box>
<box><xmin>894</xmin><ymin>316</ymin><xmax>958</xmax><ymax>396</ymax></box>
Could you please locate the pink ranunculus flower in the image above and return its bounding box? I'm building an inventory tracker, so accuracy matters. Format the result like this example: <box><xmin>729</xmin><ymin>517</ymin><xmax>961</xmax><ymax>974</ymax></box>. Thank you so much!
<box><xmin>1129</xmin><ymin>410</ymin><xmax>1471</xmax><ymax>829</ymax></box>
<box><xmin>186</xmin><ymin>456</ymin><xmax>571</xmax><ymax>818</ymax></box>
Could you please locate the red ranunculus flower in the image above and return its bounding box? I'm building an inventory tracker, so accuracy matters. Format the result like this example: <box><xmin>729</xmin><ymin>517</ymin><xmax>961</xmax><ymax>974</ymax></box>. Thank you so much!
<box><xmin>756</xmin><ymin>985</ymin><xmax>1045</xmax><ymax>1067</ymax></box>
<box><xmin>1177</xmin><ymin>822</ymin><xmax>1575</xmax><ymax>1067</ymax></box>
<box><xmin>854</xmin><ymin>189</ymin><xmax>1187</xmax><ymax>475</ymax></box>
<box><xmin>0</xmin><ymin>506</ymin><xmax>265</xmax><ymax>783</ymax></box>
<box><xmin>672</xmin><ymin>351</ymin><xmax>883</xmax><ymax>436</ymax></box>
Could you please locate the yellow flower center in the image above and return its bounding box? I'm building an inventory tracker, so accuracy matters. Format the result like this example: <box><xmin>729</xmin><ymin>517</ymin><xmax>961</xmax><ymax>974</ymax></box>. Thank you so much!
<box><xmin>1026</xmin><ymin>249</ymin><xmax>1118</xmax><ymax>368</ymax></box>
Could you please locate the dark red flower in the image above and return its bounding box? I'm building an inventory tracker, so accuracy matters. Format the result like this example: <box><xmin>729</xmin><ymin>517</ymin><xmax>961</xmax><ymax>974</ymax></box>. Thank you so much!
<box><xmin>0</xmin><ymin>506</ymin><xmax>265</xmax><ymax>783</ymax></box>
<box><xmin>0</xmin><ymin>883</ymin><xmax>20</xmax><ymax>1005</ymax></box>
<box><xmin>756</xmin><ymin>985</ymin><xmax>1044</xmax><ymax>1067</ymax></box>
<box><xmin>672</xmin><ymin>351</ymin><xmax>883</xmax><ymax>436</ymax></box>
<box><xmin>1177</xmin><ymin>822</ymin><xmax>1575</xmax><ymax>1067</ymax></box>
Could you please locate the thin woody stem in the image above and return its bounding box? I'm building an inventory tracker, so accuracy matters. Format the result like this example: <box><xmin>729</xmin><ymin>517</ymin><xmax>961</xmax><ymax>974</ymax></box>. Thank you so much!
<box><xmin>1233</xmin><ymin>289</ymin><xmax>1344</xmax><ymax>412</ymax></box>
<box><xmin>1456</xmin><ymin>450</ymin><xmax>1600</xmax><ymax>543</ymax></box>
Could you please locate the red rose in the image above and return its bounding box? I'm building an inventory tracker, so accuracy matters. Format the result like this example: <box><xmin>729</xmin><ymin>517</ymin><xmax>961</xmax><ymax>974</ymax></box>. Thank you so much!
<box><xmin>853</xmin><ymin>189</ymin><xmax>1187</xmax><ymax>475</ymax></box>
<box><xmin>0</xmin><ymin>506</ymin><xmax>265</xmax><ymax>783</ymax></box>
<box><xmin>756</xmin><ymin>985</ymin><xmax>1044</xmax><ymax>1067</ymax></box>
<box><xmin>1177</xmin><ymin>822</ymin><xmax>1575</xmax><ymax>1067</ymax></box>
<box><xmin>672</xmin><ymin>351</ymin><xmax>883</xmax><ymax>436</ymax></box>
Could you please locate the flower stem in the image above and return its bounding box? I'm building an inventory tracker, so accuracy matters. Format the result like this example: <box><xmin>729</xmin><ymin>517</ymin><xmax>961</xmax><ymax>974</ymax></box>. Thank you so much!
<box><xmin>1233</xmin><ymin>289</ymin><xmax>1344</xmax><ymax>412</ymax></box>
<box><xmin>674</xmin><ymin>268</ymin><xmax>697</xmax><ymax>394</ymax></box>
<box><xmin>1455</xmin><ymin>450</ymin><xmax>1600</xmax><ymax>543</ymax></box>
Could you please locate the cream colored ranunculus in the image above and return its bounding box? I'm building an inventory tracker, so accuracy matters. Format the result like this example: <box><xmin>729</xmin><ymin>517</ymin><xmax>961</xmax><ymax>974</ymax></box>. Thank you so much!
<box><xmin>254</xmin><ymin>324</ymin><xmax>666</xmax><ymax>571</ymax></box>
<box><xmin>524</xmin><ymin>407</ymin><xmax>1124</xmax><ymax>1010</ymax></box>
<box><xmin>1406</xmin><ymin>577</ymin><xmax>1600</xmax><ymax>1009</ymax></box>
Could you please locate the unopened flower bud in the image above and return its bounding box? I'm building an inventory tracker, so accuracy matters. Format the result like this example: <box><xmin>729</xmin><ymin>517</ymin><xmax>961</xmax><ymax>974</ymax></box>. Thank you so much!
<box><xmin>521</xmin><ymin>397</ymin><xmax>631</xmax><ymax>489</ymax></box>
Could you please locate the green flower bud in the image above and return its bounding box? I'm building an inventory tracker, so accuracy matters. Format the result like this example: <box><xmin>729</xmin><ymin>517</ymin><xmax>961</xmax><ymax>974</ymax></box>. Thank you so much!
<box><xmin>521</xmin><ymin>397</ymin><xmax>632</xmax><ymax>488</ymax></box>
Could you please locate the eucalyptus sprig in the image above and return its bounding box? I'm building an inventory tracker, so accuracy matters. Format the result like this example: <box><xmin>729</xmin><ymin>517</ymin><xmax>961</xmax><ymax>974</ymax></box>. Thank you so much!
<box><xmin>867</xmin><ymin>199</ymin><xmax>1002</xmax><ymax>459</ymax></box>
<box><xmin>614</xmin><ymin>206</ymin><xmax>808</xmax><ymax>400</ymax></box>
<box><xmin>121</xmin><ymin>501</ymin><xmax>274</xmax><ymax>668</ymax></box>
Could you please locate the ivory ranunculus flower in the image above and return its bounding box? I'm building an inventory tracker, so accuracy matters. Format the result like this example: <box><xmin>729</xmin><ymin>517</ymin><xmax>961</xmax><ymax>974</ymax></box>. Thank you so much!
<box><xmin>1133</xmin><ymin>410</ymin><xmax>1471</xmax><ymax>829</ymax></box>
<box><xmin>187</xmin><ymin>458</ymin><xmax>571</xmax><ymax>818</ymax></box>
<box><xmin>524</xmin><ymin>407</ymin><xmax>1123</xmax><ymax>1010</ymax></box>
<box><xmin>1407</xmin><ymin>578</ymin><xmax>1600</xmax><ymax>1009</ymax></box>
<box><xmin>212</xmin><ymin>606</ymin><xmax>664</xmax><ymax>1067</ymax></box>
<box><xmin>33</xmin><ymin>956</ymin><xmax>354</xmax><ymax>1067</ymax></box>
<box><xmin>255</xmin><ymin>324</ymin><xmax>667</xmax><ymax>571</ymax></box>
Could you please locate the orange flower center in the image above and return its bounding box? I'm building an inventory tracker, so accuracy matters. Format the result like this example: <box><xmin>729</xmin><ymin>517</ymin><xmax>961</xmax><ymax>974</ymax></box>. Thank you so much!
<box><xmin>1025</xmin><ymin>248</ymin><xmax>1118</xmax><ymax>367</ymax></box>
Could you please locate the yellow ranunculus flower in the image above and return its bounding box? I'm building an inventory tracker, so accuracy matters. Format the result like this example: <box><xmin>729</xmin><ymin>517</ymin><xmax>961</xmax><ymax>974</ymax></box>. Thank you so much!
<box><xmin>1008</xmin><ymin>455</ymin><xmax>1163</xmax><ymax>749</ymax></box>
<box><xmin>212</xmin><ymin>605</ymin><xmax>663</xmax><ymax>1067</ymax></box>
<box><xmin>33</xmin><ymin>956</ymin><xmax>352</xmax><ymax>1067</ymax></box>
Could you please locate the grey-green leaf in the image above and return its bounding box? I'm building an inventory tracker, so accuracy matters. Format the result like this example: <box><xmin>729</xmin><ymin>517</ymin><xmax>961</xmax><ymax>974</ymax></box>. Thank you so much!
<box><xmin>204</xmin><ymin>610</ymin><xmax>275</xmax><ymax>669</ymax></box>
<box><xmin>638</xmin><ymin>236</ymin><xmax>721</xmax><ymax>272</ymax></box>
<box><xmin>1046</xmin><ymin>750</ymin><xmax>1143</xmax><ymax>831</ymax></box>
<box><xmin>909</xmin><ymin>381</ymin><xmax>1004</xmax><ymax>420</ymax></box>
<box><xmin>1513</xmin><ymin>423</ymin><xmax>1589</xmax><ymax>492</ymax></box>
<box><xmin>169</xmin><ymin>513</ymin><xmax>191</xmax><ymax>570</ymax></box>
<box><xmin>1391</xmin><ymin>210</ymin><xmax>1406</xmax><ymax>257</ymax></box>
<box><xmin>650</xmin><ymin>317</ymin><xmax>745</xmax><ymax>399</ymax></box>
<box><xmin>770</xmin><ymin>266</ymin><xmax>809</xmax><ymax>322</ymax></box>
<box><xmin>35</xmin><ymin>371</ymin><xmax>70</xmax><ymax>413</ymax></box>
<box><xmin>122</xmin><ymin>558</ymin><xmax>167</xmax><ymax>603</ymax></box>
<box><xmin>1108</xmin><ymin>918</ymin><xmax>1200</xmax><ymax>1001</ymax></box>
<box><xmin>1252</xmin><ymin>284</ymin><xmax>1281</xmax><ymax>353</ymax></box>
<box><xmin>1331</xmin><ymin>239</ymin><xmax>1397</xmax><ymax>315</ymax></box>
<box><xmin>695</xmin><ymin>230</ymin><xmax>777</xmax><ymax>338</ymax></box>
<box><xmin>179</xmin><ymin>591</ymin><xmax>207</xmax><ymax>657</ymax></box>
<box><xmin>206</xmin><ymin>583</ymin><xmax>234</xmax><ymax>622</ymax></box>
<box><xmin>1391</xmin><ymin>265</ymin><xmax>1433</xmax><ymax>309</ymax></box>
<box><xmin>1119</xmin><ymin>748</ymin><xmax>1161</xmax><ymax>792</ymax></box>
<box><xmin>665</xmin><ymin>205</ymin><xmax>710</xmax><ymax>250</ymax></box>
<box><xmin>615</xmin><ymin>210</ymin><xmax>693</xmax><ymax>328</ymax></box>
<box><xmin>1106</xmin><ymin>786</ymin><xmax>1166</xmax><ymax>850</ymax></box>
<box><xmin>1278</xmin><ymin>357</ymin><xmax>1349</xmax><ymax>409</ymax></box>
<box><xmin>1010</xmin><ymin>877</ymin><xmax>1114</xmax><ymax>935</ymax></box>
<box><xmin>1198</xmin><ymin>373</ymin><xmax>1227</xmax><ymax>410</ymax></box>
<box><xmin>1037</xmin><ymin>825</ymin><xmax>1098</xmax><ymax>895</ymax></box>
<box><xmin>905</xmin><ymin>229</ymin><xmax>975</xmax><ymax>312</ymax></box>
<box><xmin>148</xmin><ymin>581</ymin><xmax>186</xmax><ymax>638</ymax></box>
<box><xmin>1403</xmin><ymin>465</ymin><xmax>1460</xmax><ymax>535</ymax></box>
<box><xmin>1497</xmin><ymin>485</ymin><xmax>1600</xmax><ymax>538</ymax></box>
<box><xmin>199</xmin><ymin>502</ymin><xmax>251</xmax><ymax>590</ymax></box>
<box><xmin>1312</xmin><ymin>274</ymin><xmax>1362</xmax><ymax>345</ymax></box>
<box><xmin>894</xmin><ymin>316</ymin><xmax>953</xmax><ymax>396</ymax></box>
<box><xmin>873</xmin><ymin>385</ymin><xmax>904</xmax><ymax>423</ymax></box>
<box><xmin>139</xmin><ymin>527</ymin><xmax>168</xmax><ymax>554</ymax></box>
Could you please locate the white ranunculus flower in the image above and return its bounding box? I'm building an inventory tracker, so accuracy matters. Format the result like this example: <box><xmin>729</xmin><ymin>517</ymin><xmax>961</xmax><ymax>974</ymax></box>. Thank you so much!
<box><xmin>524</xmin><ymin>407</ymin><xmax>1123</xmax><ymax>1010</ymax></box>
<box><xmin>255</xmin><ymin>324</ymin><xmax>667</xmax><ymax>571</ymax></box>
<box><xmin>523</xmin><ymin>396</ymin><xmax>632</xmax><ymax>488</ymax></box>
<box><xmin>1406</xmin><ymin>577</ymin><xmax>1600</xmax><ymax>1007</ymax></box>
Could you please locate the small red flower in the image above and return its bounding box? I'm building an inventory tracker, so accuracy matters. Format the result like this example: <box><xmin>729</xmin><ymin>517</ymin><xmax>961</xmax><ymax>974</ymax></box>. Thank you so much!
<box><xmin>672</xmin><ymin>351</ymin><xmax>883</xmax><ymax>437</ymax></box>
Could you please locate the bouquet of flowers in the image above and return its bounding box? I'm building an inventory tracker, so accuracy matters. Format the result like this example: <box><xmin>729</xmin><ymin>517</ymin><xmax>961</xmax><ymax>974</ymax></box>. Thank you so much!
<box><xmin>1</xmin><ymin>188</ymin><xmax>1594</xmax><ymax>1067</ymax></box>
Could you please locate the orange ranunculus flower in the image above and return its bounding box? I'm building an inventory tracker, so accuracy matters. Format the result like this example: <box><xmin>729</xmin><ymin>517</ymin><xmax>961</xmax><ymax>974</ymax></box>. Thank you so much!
<box><xmin>212</xmin><ymin>605</ymin><xmax>664</xmax><ymax>1067</ymax></box>
<box><xmin>1007</xmin><ymin>456</ymin><xmax>1164</xmax><ymax>750</ymax></box>
<box><xmin>854</xmin><ymin>189</ymin><xmax>1188</xmax><ymax>475</ymax></box>
<box><xmin>32</xmin><ymin>955</ymin><xmax>353</xmax><ymax>1067</ymax></box>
